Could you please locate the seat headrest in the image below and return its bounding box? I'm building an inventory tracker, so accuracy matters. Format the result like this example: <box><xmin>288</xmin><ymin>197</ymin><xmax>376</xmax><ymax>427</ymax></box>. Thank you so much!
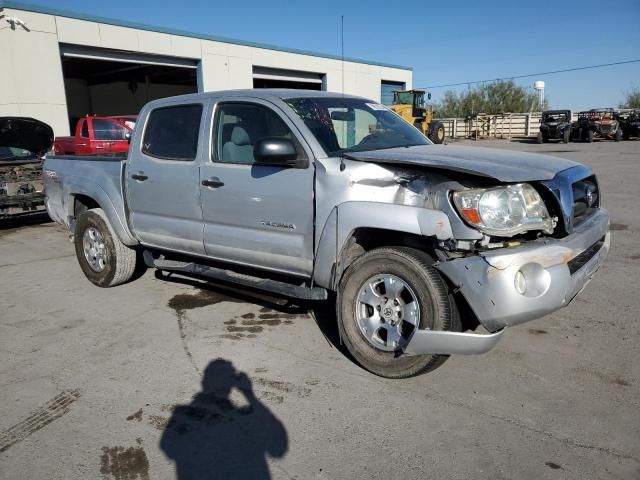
<box><xmin>231</xmin><ymin>126</ymin><xmax>251</xmax><ymax>146</ymax></box>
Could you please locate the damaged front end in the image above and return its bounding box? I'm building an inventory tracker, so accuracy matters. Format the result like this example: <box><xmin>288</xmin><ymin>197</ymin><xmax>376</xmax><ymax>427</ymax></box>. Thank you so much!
<box><xmin>0</xmin><ymin>117</ymin><xmax>53</xmax><ymax>219</ymax></box>
<box><xmin>333</xmin><ymin>159</ymin><xmax>610</xmax><ymax>342</ymax></box>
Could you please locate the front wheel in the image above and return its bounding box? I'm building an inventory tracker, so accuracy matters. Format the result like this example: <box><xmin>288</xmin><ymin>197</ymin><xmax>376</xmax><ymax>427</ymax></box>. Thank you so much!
<box><xmin>429</xmin><ymin>121</ymin><xmax>446</xmax><ymax>144</ymax></box>
<box><xmin>337</xmin><ymin>247</ymin><xmax>460</xmax><ymax>378</ymax></box>
<box><xmin>537</xmin><ymin>132</ymin><xmax>544</xmax><ymax>144</ymax></box>
<box><xmin>587</xmin><ymin>130</ymin><xmax>594</xmax><ymax>143</ymax></box>
<box><xmin>563</xmin><ymin>129</ymin><xmax>570</xmax><ymax>143</ymax></box>
<box><xmin>74</xmin><ymin>208</ymin><xmax>138</xmax><ymax>287</ymax></box>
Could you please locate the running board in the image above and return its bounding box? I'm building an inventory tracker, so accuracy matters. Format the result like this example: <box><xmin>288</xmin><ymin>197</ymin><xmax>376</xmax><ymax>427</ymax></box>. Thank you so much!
<box><xmin>143</xmin><ymin>250</ymin><xmax>327</xmax><ymax>301</ymax></box>
<box><xmin>403</xmin><ymin>328</ymin><xmax>505</xmax><ymax>356</ymax></box>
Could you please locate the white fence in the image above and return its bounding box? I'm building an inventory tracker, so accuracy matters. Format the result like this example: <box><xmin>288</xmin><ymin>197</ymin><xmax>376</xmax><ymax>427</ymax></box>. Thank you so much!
<box><xmin>436</xmin><ymin>112</ymin><xmax>578</xmax><ymax>139</ymax></box>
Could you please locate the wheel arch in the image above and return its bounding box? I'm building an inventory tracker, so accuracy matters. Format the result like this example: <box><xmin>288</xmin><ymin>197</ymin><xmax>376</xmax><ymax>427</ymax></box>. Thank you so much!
<box><xmin>313</xmin><ymin>202</ymin><xmax>454</xmax><ymax>290</ymax></box>
<box><xmin>64</xmin><ymin>181</ymin><xmax>137</xmax><ymax>247</ymax></box>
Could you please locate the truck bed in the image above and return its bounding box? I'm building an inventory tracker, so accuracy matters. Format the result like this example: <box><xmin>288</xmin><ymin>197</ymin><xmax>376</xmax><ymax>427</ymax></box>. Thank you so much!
<box><xmin>43</xmin><ymin>154</ymin><xmax>129</xmax><ymax>234</ymax></box>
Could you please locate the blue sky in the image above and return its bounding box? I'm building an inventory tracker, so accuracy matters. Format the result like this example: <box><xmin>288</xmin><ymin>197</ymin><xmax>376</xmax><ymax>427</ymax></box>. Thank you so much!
<box><xmin>20</xmin><ymin>0</ymin><xmax>640</xmax><ymax>110</ymax></box>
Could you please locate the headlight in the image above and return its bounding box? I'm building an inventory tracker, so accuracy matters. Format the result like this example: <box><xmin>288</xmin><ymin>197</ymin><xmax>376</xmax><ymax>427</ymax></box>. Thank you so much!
<box><xmin>452</xmin><ymin>183</ymin><xmax>554</xmax><ymax>237</ymax></box>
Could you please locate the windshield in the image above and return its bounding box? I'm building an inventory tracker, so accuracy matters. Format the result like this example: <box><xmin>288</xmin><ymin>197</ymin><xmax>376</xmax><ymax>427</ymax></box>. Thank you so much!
<box><xmin>285</xmin><ymin>97</ymin><xmax>430</xmax><ymax>156</ymax></box>
<box><xmin>543</xmin><ymin>112</ymin><xmax>569</xmax><ymax>122</ymax></box>
<box><xmin>0</xmin><ymin>146</ymin><xmax>36</xmax><ymax>162</ymax></box>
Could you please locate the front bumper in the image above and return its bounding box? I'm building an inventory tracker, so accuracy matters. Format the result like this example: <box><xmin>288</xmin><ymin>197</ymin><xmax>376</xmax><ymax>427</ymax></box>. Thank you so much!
<box><xmin>435</xmin><ymin>208</ymin><xmax>610</xmax><ymax>332</ymax></box>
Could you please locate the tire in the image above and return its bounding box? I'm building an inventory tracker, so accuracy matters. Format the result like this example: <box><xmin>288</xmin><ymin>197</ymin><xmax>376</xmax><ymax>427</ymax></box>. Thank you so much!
<box><xmin>587</xmin><ymin>130</ymin><xmax>594</xmax><ymax>143</ymax></box>
<box><xmin>429</xmin><ymin>121</ymin><xmax>446</xmax><ymax>144</ymax></box>
<box><xmin>537</xmin><ymin>132</ymin><xmax>544</xmax><ymax>144</ymax></box>
<box><xmin>615</xmin><ymin>128</ymin><xmax>622</xmax><ymax>142</ymax></box>
<box><xmin>563</xmin><ymin>129</ymin><xmax>570</xmax><ymax>143</ymax></box>
<box><xmin>337</xmin><ymin>247</ymin><xmax>461</xmax><ymax>378</ymax></box>
<box><xmin>74</xmin><ymin>208</ymin><xmax>138</xmax><ymax>287</ymax></box>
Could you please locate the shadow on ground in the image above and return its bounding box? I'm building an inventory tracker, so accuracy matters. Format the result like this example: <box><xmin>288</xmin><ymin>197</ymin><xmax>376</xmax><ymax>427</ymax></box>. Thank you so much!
<box><xmin>0</xmin><ymin>212</ymin><xmax>51</xmax><ymax>230</ymax></box>
<box><xmin>160</xmin><ymin>359</ymin><xmax>288</xmax><ymax>479</ymax></box>
<box><xmin>155</xmin><ymin>271</ymin><xmax>347</xmax><ymax>359</ymax></box>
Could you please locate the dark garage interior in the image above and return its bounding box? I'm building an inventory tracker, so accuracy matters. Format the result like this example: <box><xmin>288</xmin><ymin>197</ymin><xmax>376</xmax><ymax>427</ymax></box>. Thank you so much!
<box><xmin>253</xmin><ymin>78</ymin><xmax>322</xmax><ymax>90</ymax></box>
<box><xmin>61</xmin><ymin>50</ymin><xmax>198</xmax><ymax>132</ymax></box>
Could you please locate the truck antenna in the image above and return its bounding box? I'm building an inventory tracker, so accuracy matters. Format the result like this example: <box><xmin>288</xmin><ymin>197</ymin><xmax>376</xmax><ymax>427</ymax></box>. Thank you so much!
<box><xmin>341</xmin><ymin>15</ymin><xmax>344</xmax><ymax>96</ymax></box>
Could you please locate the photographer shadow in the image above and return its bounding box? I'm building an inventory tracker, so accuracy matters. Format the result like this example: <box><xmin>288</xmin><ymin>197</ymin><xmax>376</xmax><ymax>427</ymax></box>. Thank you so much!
<box><xmin>160</xmin><ymin>359</ymin><xmax>288</xmax><ymax>480</ymax></box>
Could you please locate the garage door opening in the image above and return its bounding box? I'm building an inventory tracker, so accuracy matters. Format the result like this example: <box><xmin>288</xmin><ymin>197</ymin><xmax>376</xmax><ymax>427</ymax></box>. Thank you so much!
<box><xmin>253</xmin><ymin>66</ymin><xmax>324</xmax><ymax>91</ymax></box>
<box><xmin>60</xmin><ymin>45</ymin><xmax>198</xmax><ymax>132</ymax></box>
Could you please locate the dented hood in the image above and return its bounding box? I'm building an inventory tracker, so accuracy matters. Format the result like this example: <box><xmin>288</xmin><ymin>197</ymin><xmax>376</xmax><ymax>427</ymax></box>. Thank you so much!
<box><xmin>346</xmin><ymin>144</ymin><xmax>580</xmax><ymax>182</ymax></box>
<box><xmin>0</xmin><ymin>117</ymin><xmax>54</xmax><ymax>158</ymax></box>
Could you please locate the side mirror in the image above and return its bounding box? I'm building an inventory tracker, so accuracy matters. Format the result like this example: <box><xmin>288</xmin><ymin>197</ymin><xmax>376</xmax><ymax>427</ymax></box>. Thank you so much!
<box><xmin>125</xmin><ymin>132</ymin><xmax>131</xmax><ymax>144</ymax></box>
<box><xmin>427</xmin><ymin>92</ymin><xmax>432</xmax><ymax>100</ymax></box>
<box><xmin>254</xmin><ymin>138</ymin><xmax>299</xmax><ymax>166</ymax></box>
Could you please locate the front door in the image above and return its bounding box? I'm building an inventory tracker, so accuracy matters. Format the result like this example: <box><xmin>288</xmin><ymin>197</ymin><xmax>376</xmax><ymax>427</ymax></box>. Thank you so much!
<box><xmin>126</xmin><ymin>102</ymin><xmax>207</xmax><ymax>255</ymax></box>
<box><xmin>90</xmin><ymin>118</ymin><xmax>131</xmax><ymax>154</ymax></box>
<box><xmin>199</xmin><ymin>99</ymin><xmax>315</xmax><ymax>277</ymax></box>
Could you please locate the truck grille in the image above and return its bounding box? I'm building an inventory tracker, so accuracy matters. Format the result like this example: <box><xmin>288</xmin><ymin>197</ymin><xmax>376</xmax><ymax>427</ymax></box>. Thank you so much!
<box><xmin>541</xmin><ymin>166</ymin><xmax>600</xmax><ymax>236</ymax></box>
<box><xmin>572</xmin><ymin>177</ymin><xmax>599</xmax><ymax>228</ymax></box>
<box><xmin>599</xmin><ymin>124</ymin><xmax>612</xmax><ymax>134</ymax></box>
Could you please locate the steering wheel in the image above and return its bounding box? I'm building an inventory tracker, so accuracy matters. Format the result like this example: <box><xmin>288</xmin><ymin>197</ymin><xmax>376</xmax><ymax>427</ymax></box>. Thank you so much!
<box><xmin>357</xmin><ymin>133</ymin><xmax>378</xmax><ymax>146</ymax></box>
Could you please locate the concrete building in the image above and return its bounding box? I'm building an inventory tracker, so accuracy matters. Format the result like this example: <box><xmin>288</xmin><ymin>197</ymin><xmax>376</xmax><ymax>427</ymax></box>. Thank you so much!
<box><xmin>0</xmin><ymin>1</ymin><xmax>412</xmax><ymax>136</ymax></box>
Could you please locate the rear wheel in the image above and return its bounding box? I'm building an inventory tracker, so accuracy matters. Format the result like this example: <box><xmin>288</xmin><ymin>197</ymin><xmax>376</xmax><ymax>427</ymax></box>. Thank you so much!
<box><xmin>537</xmin><ymin>132</ymin><xmax>544</xmax><ymax>144</ymax></box>
<box><xmin>563</xmin><ymin>129</ymin><xmax>570</xmax><ymax>143</ymax></box>
<box><xmin>587</xmin><ymin>130</ymin><xmax>594</xmax><ymax>143</ymax></box>
<box><xmin>74</xmin><ymin>208</ymin><xmax>138</xmax><ymax>287</ymax></box>
<box><xmin>337</xmin><ymin>247</ymin><xmax>460</xmax><ymax>378</ymax></box>
<box><xmin>429</xmin><ymin>121</ymin><xmax>446</xmax><ymax>144</ymax></box>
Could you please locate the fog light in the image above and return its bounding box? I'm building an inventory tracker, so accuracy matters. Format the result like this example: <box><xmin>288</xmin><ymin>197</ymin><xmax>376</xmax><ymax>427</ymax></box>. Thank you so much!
<box><xmin>514</xmin><ymin>270</ymin><xmax>527</xmax><ymax>294</ymax></box>
<box><xmin>514</xmin><ymin>263</ymin><xmax>552</xmax><ymax>298</ymax></box>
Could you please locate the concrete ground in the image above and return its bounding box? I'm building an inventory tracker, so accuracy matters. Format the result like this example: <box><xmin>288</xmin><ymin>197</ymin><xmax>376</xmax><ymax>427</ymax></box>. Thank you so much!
<box><xmin>1</xmin><ymin>139</ymin><xmax>639</xmax><ymax>480</ymax></box>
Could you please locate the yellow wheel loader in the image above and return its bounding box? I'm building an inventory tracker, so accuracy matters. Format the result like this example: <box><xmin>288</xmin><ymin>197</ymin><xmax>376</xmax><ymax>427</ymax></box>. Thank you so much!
<box><xmin>390</xmin><ymin>90</ymin><xmax>446</xmax><ymax>144</ymax></box>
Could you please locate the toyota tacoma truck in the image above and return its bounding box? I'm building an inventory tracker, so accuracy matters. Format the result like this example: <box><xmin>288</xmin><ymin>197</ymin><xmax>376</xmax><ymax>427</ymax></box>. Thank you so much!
<box><xmin>1</xmin><ymin>117</ymin><xmax>53</xmax><ymax>219</ymax></box>
<box><xmin>43</xmin><ymin>90</ymin><xmax>610</xmax><ymax>378</ymax></box>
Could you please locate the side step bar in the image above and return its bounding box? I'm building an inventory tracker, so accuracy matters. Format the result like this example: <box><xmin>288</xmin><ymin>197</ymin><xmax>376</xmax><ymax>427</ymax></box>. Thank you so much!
<box><xmin>143</xmin><ymin>250</ymin><xmax>328</xmax><ymax>301</ymax></box>
<box><xmin>403</xmin><ymin>328</ymin><xmax>505</xmax><ymax>356</ymax></box>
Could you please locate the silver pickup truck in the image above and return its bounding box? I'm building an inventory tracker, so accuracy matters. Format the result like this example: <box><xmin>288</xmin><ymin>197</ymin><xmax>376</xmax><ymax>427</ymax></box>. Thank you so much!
<box><xmin>43</xmin><ymin>90</ymin><xmax>610</xmax><ymax>378</ymax></box>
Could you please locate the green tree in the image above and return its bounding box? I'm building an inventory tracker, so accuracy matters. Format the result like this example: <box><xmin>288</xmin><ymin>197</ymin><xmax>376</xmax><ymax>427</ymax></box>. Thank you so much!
<box><xmin>619</xmin><ymin>87</ymin><xmax>640</xmax><ymax>108</ymax></box>
<box><xmin>433</xmin><ymin>80</ymin><xmax>546</xmax><ymax>118</ymax></box>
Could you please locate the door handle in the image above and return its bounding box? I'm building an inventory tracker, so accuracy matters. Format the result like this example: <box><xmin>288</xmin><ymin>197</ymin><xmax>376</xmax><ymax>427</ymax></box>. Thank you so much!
<box><xmin>95</xmin><ymin>145</ymin><xmax>105</xmax><ymax>149</ymax></box>
<box><xmin>131</xmin><ymin>173</ymin><xmax>148</xmax><ymax>181</ymax></box>
<box><xmin>201</xmin><ymin>177</ymin><xmax>224</xmax><ymax>188</ymax></box>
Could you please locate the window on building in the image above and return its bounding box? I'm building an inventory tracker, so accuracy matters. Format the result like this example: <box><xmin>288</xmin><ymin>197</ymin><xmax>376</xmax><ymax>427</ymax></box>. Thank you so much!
<box><xmin>381</xmin><ymin>81</ymin><xmax>406</xmax><ymax>106</ymax></box>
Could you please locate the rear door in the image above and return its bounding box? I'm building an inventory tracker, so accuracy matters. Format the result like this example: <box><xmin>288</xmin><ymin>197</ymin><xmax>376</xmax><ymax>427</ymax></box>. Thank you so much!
<box><xmin>74</xmin><ymin>119</ymin><xmax>92</xmax><ymax>155</ymax></box>
<box><xmin>126</xmin><ymin>102</ymin><xmax>207</xmax><ymax>254</ymax></box>
<box><xmin>199</xmin><ymin>99</ymin><xmax>315</xmax><ymax>277</ymax></box>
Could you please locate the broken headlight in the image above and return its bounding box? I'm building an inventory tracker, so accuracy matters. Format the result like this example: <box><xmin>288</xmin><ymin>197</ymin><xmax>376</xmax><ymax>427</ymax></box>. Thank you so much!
<box><xmin>452</xmin><ymin>183</ymin><xmax>554</xmax><ymax>237</ymax></box>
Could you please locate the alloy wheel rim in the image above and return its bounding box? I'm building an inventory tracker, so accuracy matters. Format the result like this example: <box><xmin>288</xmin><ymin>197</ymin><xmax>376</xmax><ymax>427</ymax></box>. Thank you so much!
<box><xmin>355</xmin><ymin>274</ymin><xmax>420</xmax><ymax>351</ymax></box>
<box><xmin>82</xmin><ymin>227</ymin><xmax>107</xmax><ymax>272</ymax></box>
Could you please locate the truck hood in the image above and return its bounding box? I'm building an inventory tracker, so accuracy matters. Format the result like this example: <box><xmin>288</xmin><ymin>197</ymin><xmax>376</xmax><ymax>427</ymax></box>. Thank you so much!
<box><xmin>0</xmin><ymin>117</ymin><xmax>54</xmax><ymax>158</ymax></box>
<box><xmin>346</xmin><ymin>145</ymin><xmax>580</xmax><ymax>182</ymax></box>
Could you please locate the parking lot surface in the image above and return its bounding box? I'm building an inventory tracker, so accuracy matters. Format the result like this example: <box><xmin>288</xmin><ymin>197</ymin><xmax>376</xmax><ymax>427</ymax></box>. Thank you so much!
<box><xmin>1</xmin><ymin>139</ymin><xmax>639</xmax><ymax>480</ymax></box>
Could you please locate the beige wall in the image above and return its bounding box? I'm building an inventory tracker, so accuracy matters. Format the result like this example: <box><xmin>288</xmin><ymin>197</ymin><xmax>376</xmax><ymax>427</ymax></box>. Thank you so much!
<box><xmin>1</xmin><ymin>6</ymin><xmax>412</xmax><ymax>137</ymax></box>
<box><xmin>0</xmin><ymin>10</ymin><xmax>68</xmax><ymax>135</ymax></box>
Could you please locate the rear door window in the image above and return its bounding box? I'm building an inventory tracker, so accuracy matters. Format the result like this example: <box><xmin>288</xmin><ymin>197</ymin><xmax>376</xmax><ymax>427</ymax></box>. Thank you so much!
<box><xmin>80</xmin><ymin>120</ymin><xmax>89</xmax><ymax>138</ymax></box>
<box><xmin>142</xmin><ymin>104</ymin><xmax>203</xmax><ymax>161</ymax></box>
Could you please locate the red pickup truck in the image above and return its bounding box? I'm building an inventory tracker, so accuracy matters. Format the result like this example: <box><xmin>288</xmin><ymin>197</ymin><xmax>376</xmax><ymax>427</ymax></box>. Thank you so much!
<box><xmin>53</xmin><ymin>116</ymin><xmax>136</xmax><ymax>155</ymax></box>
